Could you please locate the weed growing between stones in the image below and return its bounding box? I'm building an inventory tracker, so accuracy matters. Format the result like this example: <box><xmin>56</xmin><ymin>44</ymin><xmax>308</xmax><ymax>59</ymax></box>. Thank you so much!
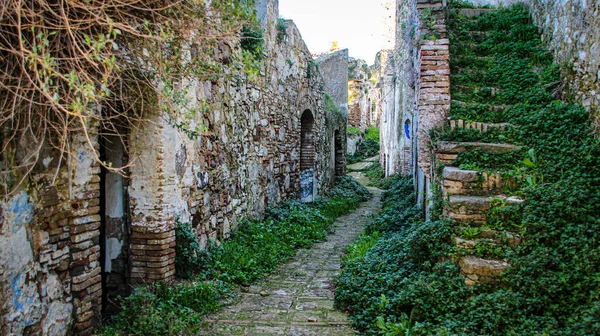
<box><xmin>102</xmin><ymin>176</ymin><xmax>370</xmax><ymax>335</ymax></box>
<box><xmin>336</xmin><ymin>3</ymin><xmax>600</xmax><ymax>335</ymax></box>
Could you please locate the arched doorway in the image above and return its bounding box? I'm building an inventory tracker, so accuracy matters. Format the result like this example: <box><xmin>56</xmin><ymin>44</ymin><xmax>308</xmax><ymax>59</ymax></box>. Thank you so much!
<box><xmin>334</xmin><ymin>130</ymin><xmax>344</xmax><ymax>176</ymax></box>
<box><xmin>300</xmin><ymin>110</ymin><xmax>315</xmax><ymax>202</ymax></box>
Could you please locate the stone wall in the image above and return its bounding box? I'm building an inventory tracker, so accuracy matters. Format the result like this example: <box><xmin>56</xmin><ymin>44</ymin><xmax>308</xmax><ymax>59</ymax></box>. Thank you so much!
<box><xmin>347</xmin><ymin>58</ymin><xmax>379</xmax><ymax>130</ymax></box>
<box><xmin>0</xmin><ymin>0</ymin><xmax>347</xmax><ymax>333</ymax></box>
<box><xmin>381</xmin><ymin>0</ymin><xmax>449</xmax><ymax>210</ymax></box>
<box><xmin>527</xmin><ymin>0</ymin><xmax>600</xmax><ymax>128</ymax></box>
<box><xmin>318</xmin><ymin>49</ymin><xmax>350</xmax><ymax>117</ymax></box>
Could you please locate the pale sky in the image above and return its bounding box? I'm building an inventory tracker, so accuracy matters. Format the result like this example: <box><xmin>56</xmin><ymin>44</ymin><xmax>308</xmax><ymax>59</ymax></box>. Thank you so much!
<box><xmin>279</xmin><ymin>0</ymin><xmax>395</xmax><ymax>64</ymax></box>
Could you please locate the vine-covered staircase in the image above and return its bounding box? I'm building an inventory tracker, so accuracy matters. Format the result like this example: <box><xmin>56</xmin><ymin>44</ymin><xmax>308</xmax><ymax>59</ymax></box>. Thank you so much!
<box><xmin>436</xmin><ymin>5</ymin><xmax>536</xmax><ymax>285</ymax></box>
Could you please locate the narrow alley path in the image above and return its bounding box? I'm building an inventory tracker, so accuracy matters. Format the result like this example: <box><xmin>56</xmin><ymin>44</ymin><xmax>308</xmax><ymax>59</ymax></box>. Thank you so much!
<box><xmin>199</xmin><ymin>186</ymin><xmax>383</xmax><ymax>335</ymax></box>
<box><xmin>346</xmin><ymin>155</ymin><xmax>379</xmax><ymax>185</ymax></box>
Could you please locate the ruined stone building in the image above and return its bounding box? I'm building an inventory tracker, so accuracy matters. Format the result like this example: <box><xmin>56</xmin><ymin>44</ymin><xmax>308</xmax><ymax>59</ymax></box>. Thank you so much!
<box><xmin>0</xmin><ymin>0</ymin><xmax>348</xmax><ymax>334</ymax></box>
<box><xmin>381</xmin><ymin>0</ymin><xmax>599</xmax><ymax>211</ymax></box>
<box><xmin>347</xmin><ymin>58</ymin><xmax>380</xmax><ymax>131</ymax></box>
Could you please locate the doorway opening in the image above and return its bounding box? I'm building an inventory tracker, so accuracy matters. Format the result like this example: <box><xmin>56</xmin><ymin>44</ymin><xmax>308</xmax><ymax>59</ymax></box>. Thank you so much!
<box><xmin>334</xmin><ymin>130</ymin><xmax>344</xmax><ymax>176</ymax></box>
<box><xmin>300</xmin><ymin>110</ymin><xmax>315</xmax><ymax>202</ymax></box>
<box><xmin>99</xmin><ymin>129</ymin><xmax>130</xmax><ymax>314</ymax></box>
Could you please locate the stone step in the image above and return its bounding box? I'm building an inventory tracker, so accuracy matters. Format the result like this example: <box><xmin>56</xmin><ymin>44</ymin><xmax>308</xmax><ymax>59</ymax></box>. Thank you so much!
<box><xmin>436</xmin><ymin>141</ymin><xmax>521</xmax><ymax>164</ymax></box>
<box><xmin>454</xmin><ymin>236</ymin><xmax>493</xmax><ymax>249</ymax></box>
<box><xmin>453</xmin><ymin>85</ymin><xmax>502</xmax><ymax>97</ymax></box>
<box><xmin>456</xmin><ymin>8</ymin><xmax>497</xmax><ymax>18</ymax></box>
<box><xmin>437</xmin><ymin>141</ymin><xmax>521</xmax><ymax>154</ymax></box>
<box><xmin>449</xmin><ymin>119</ymin><xmax>511</xmax><ymax>133</ymax></box>
<box><xmin>459</xmin><ymin>255</ymin><xmax>509</xmax><ymax>286</ymax></box>
<box><xmin>456</xmin><ymin>227</ymin><xmax>522</xmax><ymax>247</ymax></box>
<box><xmin>451</xmin><ymin>100</ymin><xmax>514</xmax><ymax>112</ymax></box>
<box><xmin>442</xmin><ymin>166</ymin><xmax>513</xmax><ymax>196</ymax></box>
<box><xmin>452</xmin><ymin>31</ymin><xmax>491</xmax><ymax>43</ymax></box>
<box><xmin>446</xmin><ymin>195</ymin><xmax>524</xmax><ymax>225</ymax></box>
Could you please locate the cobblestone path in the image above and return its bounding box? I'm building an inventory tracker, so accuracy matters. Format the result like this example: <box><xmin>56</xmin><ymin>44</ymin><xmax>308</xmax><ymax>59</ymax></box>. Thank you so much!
<box><xmin>199</xmin><ymin>187</ymin><xmax>382</xmax><ymax>335</ymax></box>
<box><xmin>347</xmin><ymin>156</ymin><xmax>379</xmax><ymax>185</ymax></box>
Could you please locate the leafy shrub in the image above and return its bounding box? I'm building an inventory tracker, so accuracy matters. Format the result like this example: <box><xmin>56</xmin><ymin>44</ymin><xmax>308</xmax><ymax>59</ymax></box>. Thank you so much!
<box><xmin>365</xmin><ymin>126</ymin><xmax>380</xmax><ymax>143</ymax></box>
<box><xmin>102</xmin><ymin>282</ymin><xmax>229</xmax><ymax>336</ymax></box>
<box><xmin>175</xmin><ymin>221</ymin><xmax>210</xmax><ymax>279</ymax></box>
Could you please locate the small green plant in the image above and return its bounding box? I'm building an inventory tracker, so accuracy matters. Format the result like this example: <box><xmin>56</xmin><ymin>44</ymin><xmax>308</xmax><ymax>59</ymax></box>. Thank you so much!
<box><xmin>325</xmin><ymin>93</ymin><xmax>342</xmax><ymax>116</ymax></box>
<box><xmin>376</xmin><ymin>313</ymin><xmax>421</xmax><ymax>336</ymax></box>
<box><xmin>347</xmin><ymin>126</ymin><xmax>363</xmax><ymax>136</ymax></box>
<box><xmin>175</xmin><ymin>221</ymin><xmax>211</xmax><ymax>279</ymax></box>
<box><xmin>342</xmin><ymin>231</ymin><xmax>379</xmax><ymax>264</ymax></box>
<box><xmin>276</xmin><ymin>18</ymin><xmax>287</xmax><ymax>42</ymax></box>
<box><xmin>460</xmin><ymin>226</ymin><xmax>481</xmax><ymax>239</ymax></box>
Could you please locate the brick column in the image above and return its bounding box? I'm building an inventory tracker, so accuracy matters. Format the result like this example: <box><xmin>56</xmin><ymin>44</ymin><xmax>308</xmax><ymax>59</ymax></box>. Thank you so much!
<box><xmin>69</xmin><ymin>133</ymin><xmax>103</xmax><ymax>334</ymax></box>
<box><xmin>416</xmin><ymin>0</ymin><xmax>450</xmax><ymax>177</ymax></box>
<box><xmin>128</xmin><ymin>117</ymin><xmax>177</xmax><ymax>284</ymax></box>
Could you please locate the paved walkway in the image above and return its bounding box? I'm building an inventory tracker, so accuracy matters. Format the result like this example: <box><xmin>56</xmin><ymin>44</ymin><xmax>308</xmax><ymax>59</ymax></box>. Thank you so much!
<box><xmin>199</xmin><ymin>187</ymin><xmax>383</xmax><ymax>335</ymax></box>
<box><xmin>347</xmin><ymin>156</ymin><xmax>379</xmax><ymax>185</ymax></box>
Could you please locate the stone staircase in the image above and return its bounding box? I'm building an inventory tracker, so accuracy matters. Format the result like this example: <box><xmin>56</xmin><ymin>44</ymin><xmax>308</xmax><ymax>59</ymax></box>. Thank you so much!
<box><xmin>438</xmin><ymin>6</ymin><xmax>528</xmax><ymax>285</ymax></box>
<box><xmin>437</xmin><ymin>137</ymin><xmax>523</xmax><ymax>286</ymax></box>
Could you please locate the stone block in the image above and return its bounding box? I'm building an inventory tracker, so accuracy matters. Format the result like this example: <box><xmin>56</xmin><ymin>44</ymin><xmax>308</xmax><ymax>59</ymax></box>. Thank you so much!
<box><xmin>459</xmin><ymin>256</ymin><xmax>509</xmax><ymax>277</ymax></box>
<box><xmin>443</xmin><ymin>167</ymin><xmax>479</xmax><ymax>182</ymax></box>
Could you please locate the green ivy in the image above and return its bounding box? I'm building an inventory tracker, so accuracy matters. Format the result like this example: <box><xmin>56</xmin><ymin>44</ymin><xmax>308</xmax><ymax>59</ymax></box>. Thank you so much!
<box><xmin>337</xmin><ymin>3</ymin><xmax>600</xmax><ymax>335</ymax></box>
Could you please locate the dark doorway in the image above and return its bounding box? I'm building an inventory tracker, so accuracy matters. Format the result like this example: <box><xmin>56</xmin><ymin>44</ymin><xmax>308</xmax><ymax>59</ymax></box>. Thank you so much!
<box><xmin>300</xmin><ymin>110</ymin><xmax>315</xmax><ymax>202</ymax></box>
<box><xmin>99</xmin><ymin>131</ymin><xmax>130</xmax><ymax>314</ymax></box>
<box><xmin>334</xmin><ymin>130</ymin><xmax>344</xmax><ymax>176</ymax></box>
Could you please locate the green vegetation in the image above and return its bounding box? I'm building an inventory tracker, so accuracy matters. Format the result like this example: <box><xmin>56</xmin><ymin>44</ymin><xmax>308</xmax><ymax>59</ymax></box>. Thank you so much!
<box><xmin>325</xmin><ymin>93</ymin><xmax>342</xmax><ymax>116</ymax></box>
<box><xmin>104</xmin><ymin>177</ymin><xmax>370</xmax><ymax>335</ymax></box>
<box><xmin>348</xmin><ymin>160</ymin><xmax>403</xmax><ymax>190</ymax></box>
<box><xmin>365</xmin><ymin>125</ymin><xmax>380</xmax><ymax>143</ymax></box>
<box><xmin>337</xmin><ymin>3</ymin><xmax>600</xmax><ymax>335</ymax></box>
<box><xmin>348</xmin><ymin>126</ymin><xmax>380</xmax><ymax>164</ymax></box>
<box><xmin>347</xmin><ymin>126</ymin><xmax>363</xmax><ymax>136</ymax></box>
<box><xmin>276</xmin><ymin>18</ymin><xmax>287</xmax><ymax>42</ymax></box>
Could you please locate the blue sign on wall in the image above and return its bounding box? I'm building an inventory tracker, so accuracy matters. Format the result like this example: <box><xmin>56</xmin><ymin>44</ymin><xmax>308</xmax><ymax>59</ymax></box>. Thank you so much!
<box><xmin>404</xmin><ymin>120</ymin><xmax>411</xmax><ymax>140</ymax></box>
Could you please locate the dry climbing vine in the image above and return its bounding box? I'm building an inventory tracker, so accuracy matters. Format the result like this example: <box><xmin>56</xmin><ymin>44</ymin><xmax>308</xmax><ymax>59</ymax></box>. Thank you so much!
<box><xmin>0</xmin><ymin>0</ymin><xmax>260</xmax><ymax>193</ymax></box>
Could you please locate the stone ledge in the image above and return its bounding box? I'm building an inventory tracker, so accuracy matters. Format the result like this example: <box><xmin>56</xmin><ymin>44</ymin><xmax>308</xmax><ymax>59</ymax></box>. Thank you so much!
<box><xmin>459</xmin><ymin>256</ymin><xmax>509</xmax><ymax>278</ymax></box>
<box><xmin>436</xmin><ymin>141</ymin><xmax>521</xmax><ymax>154</ymax></box>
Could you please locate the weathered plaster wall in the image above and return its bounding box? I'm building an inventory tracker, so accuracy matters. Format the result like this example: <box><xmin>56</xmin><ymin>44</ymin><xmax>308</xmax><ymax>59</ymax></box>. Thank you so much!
<box><xmin>381</xmin><ymin>0</ymin><xmax>422</xmax><ymax>178</ymax></box>
<box><xmin>0</xmin><ymin>131</ymin><xmax>102</xmax><ymax>335</ymax></box>
<box><xmin>527</xmin><ymin>0</ymin><xmax>600</xmax><ymax>128</ymax></box>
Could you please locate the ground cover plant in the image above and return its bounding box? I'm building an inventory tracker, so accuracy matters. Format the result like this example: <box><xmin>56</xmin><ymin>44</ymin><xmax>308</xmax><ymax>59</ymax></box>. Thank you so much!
<box><xmin>348</xmin><ymin>126</ymin><xmax>381</xmax><ymax>164</ymax></box>
<box><xmin>336</xmin><ymin>3</ymin><xmax>600</xmax><ymax>335</ymax></box>
<box><xmin>102</xmin><ymin>176</ymin><xmax>370</xmax><ymax>335</ymax></box>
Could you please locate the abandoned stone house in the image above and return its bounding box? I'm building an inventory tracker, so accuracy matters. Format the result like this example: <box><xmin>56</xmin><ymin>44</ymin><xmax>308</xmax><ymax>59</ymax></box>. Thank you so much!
<box><xmin>381</xmin><ymin>0</ymin><xmax>599</xmax><ymax>212</ymax></box>
<box><xmin>0</xmin><ymin>0</ymin><xmax>349</xmax><ymax>334</ymax></box>
<box><xmin>347</xmin><ymin>57</ymin><xmax>382</xmax><ymax>131</ymax></box>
